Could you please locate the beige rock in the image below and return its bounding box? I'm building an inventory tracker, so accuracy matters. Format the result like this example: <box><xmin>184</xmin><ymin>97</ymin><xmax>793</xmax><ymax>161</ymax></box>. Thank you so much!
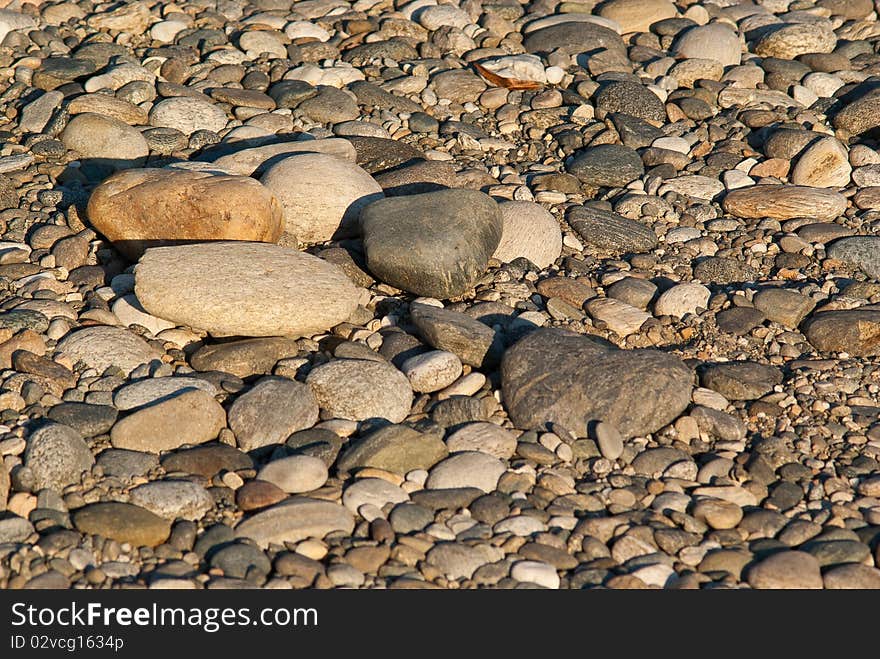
<box><xmin>210</xmin><ymin>138</ymin><xmax>357</xmax><ymax>176</ymax></box>
<box><xmin>492</xmin><ymin>201</ymin><xmax>562</xmax><ymax>269</ymax></box>
<box><xmin>110</xmin><ymin>389</ymin><xmax>226</xmax><ymax>453</ymax></box>
<box><xmin>754</xmin><ymin>23</ymin><xmax>837</xmax><ymax>59</ymax></box>
<box><xmin>585</xmin><ymin>297</ymin><xmax>652</xmax><ymax>336</ymax></box>
<box><xmin>135</xmin><ymin>242</ymin><xmax>360</xmax><ymax>338</ymax></box>
<box><xmin>597</xmin><ymin>0</ymin><xmax>676</xmax><ymax>34</ymax></box>
<box><xmin>61</xmin><ymin>113</ymin><xmax>149</xmax><ymax>166</ymax></box>
<box><xmin>87</xmin><ymin>168</ymin><xmax>283</xmax><ymax>260</ymax></box>
<box><xmin>260</xmin><ymin>153</ymin><xmax>384</xmax><ymax>245</ymax></box>
<box><xmin>791</xmin><ymin>136</ymin><xmax>851</xmax><ymax>188</ymax></box>
<box><xmin>67</xmin><ymin>94</ymin><xmax>148</xmax><ymax>125</ymax></box>
<box><xmin>673</xmin><ymin>23</ymin><xmax>742</xmax><ymax>67</ymax></box>
<box><xmin>722</xmin><ymin>185</ymin><xmax>847</xmax><ymax>221</ymax></box>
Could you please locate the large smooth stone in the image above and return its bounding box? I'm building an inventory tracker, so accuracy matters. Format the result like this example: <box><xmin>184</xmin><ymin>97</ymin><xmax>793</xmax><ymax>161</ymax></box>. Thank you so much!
<box><xmin>500</xmin><ymin>328</ymin><xmax>693</xmax><ymax>438</ymax></box>
<box><xmin>260</xmin><ymin>153</ymin><xmax>383</xmax><ymax>245</ymax></box>
<box><xmin>234</xmin><ymin>498</ymin><xmax>355</xmax><ymax>548</ymax></box>
<box><xmin>134</xmin><ymin>242</ymin><xmax>360</xmax><ymax>338</ymax></box>
<box><xmin>87</xmin><ymin>168</ymin><xmax>283</xmax><ymax>260</ymax></box>
<box><xmin>361</xmin><ymin>189</ymin><xmax>502</xmax><ymax>298</ymax></box>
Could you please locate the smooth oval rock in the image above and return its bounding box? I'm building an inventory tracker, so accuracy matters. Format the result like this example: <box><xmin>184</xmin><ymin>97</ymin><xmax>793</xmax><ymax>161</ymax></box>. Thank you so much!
<box><xmin>149</xmin><ymin>96</ymin><xmax>228</xmax><ymax>134</ymax></box>
<box><xmin>306</xmin><ymin>358</ymin><xmax>413</xmax><ymax>423</ymax></box>
<box><xmin>492</xmin><ymin>201</ymin><xmax>562</xmax><ymax>269</ymax></box>
<box><xmin>234</xmin><ymin>498</ymin><xmax>355</xmax><ymax>548</ymax></box>
<box><xmin>57</xmin><ymin>326</ymin><xmax>163</xmax><ymax>375</ymax></box>
<box><xmin>129</xmin><ymin>480</ymin><xmax>214</xmax><ymax>520</ymax></box>
<box><xmin>803</xmin><ymin>309</ymin><xmax>880</xmax><ymax>356</ymax></box>
<box><xmin>110</xmin><ymin>389</ymin><xmax>226</xmax><ymax>453</ymax></box>
<box><xmin>25</xmin><ymin>423</ymin><xmax>94</xmax><ymax>492</ymax></box>
<box><xmin>361</xmin><ymin>190</ymin><xmax>502</xmax><ymax>299</ymax></box>
<box><xmin>257</xmin><ymin>455</ymin><xmax>328</xmax><ymax>494</ymax></box>
<box><xmin>790</xmin><ymin>137</ymin><xmax>851</xmax><ymax>188</ymax></box>
<box><xmin>228</xmin><ymin>377</ymin><xmax>319</xmax><ymax>451</ymax></box>
<box><xmin>427</xmin><ymin>452</ymin><xmax>506</xmax><ymax>492</ymax></box>
<box><xmin>722</xmin><ymin>185</ymin><xmax>846</xmax><ymax>221</ymax></box>
<box><xmin>135</xmin><ymin>242</ymin><xmax>360</xmax><ymax>338</ymax></box>
<box><xmin>673</xmin><ymin>24</ymin><xmax>742</xmax><ymax>67</ymax></box>
<box><xmin>87</xmin><ymin>168</ymin><xmax>283</xmax><ymax>260</ymax></box>
<box><xmin>260</xmin><ymin>153</ymin><xmax>383</xmax><ymax>245</ymax></box>
<box><xmin>72</xmin><ymin>502</ymin><xmax>171</xmax><ymax>547</ymax></box>
<box><xmin>61</xmin><ymin>112</ymin><xmax>148</xmax><ymax>167</ymax></box>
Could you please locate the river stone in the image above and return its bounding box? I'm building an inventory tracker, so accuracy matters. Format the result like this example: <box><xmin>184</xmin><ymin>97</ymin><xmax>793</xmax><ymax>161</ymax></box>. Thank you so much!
<box><xmin>257</xmin><ymin>455</ymin><xmax>328</xmax><ymax>493</ymax></box>
<box><xmin>653</xmin><ymin>282</ymin><xmax>710</xmax><ymax>318</ymax></box>
<box><xmin>597</xmin><ymin>0</ymin><xmax>676</xmax><ymax>33</ymax></box>
<box><xmin>149</xmin><ymin>96</ymin><xmax>228</xmax><ymax>134</ymax></box>
<box><xmin>234</xmin><ymin>498</ymin><xmax>355</xmax><ymax>548</ymax></box>
<box><xmin>446</xmin><ymin>422</ymin><xmax>517</xmax><ymax>459</ymax></box>
<box><xmin>827</xmin><ymin>237</ymin><xmax>880</xmax><ymax>279</ymax></box>
<box><xmin>701</xmin><ymin>361</ymin><xmax>782</xmax><ymax>400</ymax></box>
<box><xmin>673</xmin><ymin>24</ymin><xmax>742</xmax><ymax>67</ymax></box>
<box><xmin>61</xmin><ymin>113</ymin><xmax>149</xmax><ymax>167</ymax></box>
<box><xmin>228</xmin><ymin>377</ymin><xmax>319</xmax><ymax>451</ymax></box>
<box><xmin>129</xmin><ymin>480</ymin><xmax>214</xmax><ymax>520</ymax></box>
<box><xmin>161</xmin><ymin>444</ymin><xmax>253</xmax><ymax>478</ymax></box>
<box><xmin>426</xmin><ymin>541</ymin><xmax>504</xmax><ymax>580</ymax></box>
<box><xmin>97</xmin><ymin>449</ymin><xmax>159</xmax><ymax>480</ymax></box>
<box><xmin>73</xmin><ymin>502</ymin><xmax>171</xmax><ymax>547</ymax></box>
<box><xmin>47</xmin><ymin>402</ymin><xmax>117</xmax><ymax>437</ymax></box>
<box><xmin>361</xmin><ymin>189</ymin><xmax>502</xmax><ymax>299</ymax></box>
<box><xmin>803</xmin><ymin>309</ymin><xmax>880</xmax><ymax>356</ymax></box>
<box><xmin>306</xmin><ymin>358</ymin><xmax>413</xmax><ymax>423</ymax></box>
<box><xmin>113</xmin><ymin>376</ymin><xmax>219</xmax><ymax>411</ymax></box>
<box><xmin>409</xmin><ymin>302</ymin><xmax>502</xmax><ymax>368</ymax></box>
<box><xmin>790</xmin><ymin>137</ymin><xmax>851</xmax><ymax>188</ymax></box>
<box><xmin>754</xmin><ymin>23</ymin><xmax>837</xmax><ymax>60</ymax></box>
<box><xmin>567</xmin><ymin>205</ymin><xmax>658</xmax><ymax>254</ymax></box>
<box><xmin>833</xmin><ymin>94</ymin><xmax>880</xmax><ymax>136</ymax></box>
<box><xmin>492</xmin><ymin>201</ymin><xmax>562</xmax><ymax>269</ymax></box>
<box><xmin>594</xmin><ymin>80</ymin><xmax>667</xmax><ymax>124</ymax></box>
<box><xmin>426</xmin><ymin>451</ymin><xmax>507</xmax><ymax>492</ymax></box>
<box><xmin>569</xmin><ymin>144</ymin><xmax>644</xmax><ymax>187</ymax></box>
<box><xmin>747</xmin><ymin>550</ymin><xmax>823</xmax><ymax>589</ymax></box>
<box><xmin>190</xmin><ymin>338</ymin><xmax>299</xmax><ymax>378</ymax></box>
<box><xmin>87</xmin><ymin>168</ymin><xmax>283</xmax><ymax>260</ymax></box>
<box><xmin>336</xmin><ymin>424</ymin><xmax>448</xmax><ymax>474</ymax></box>
<box><xmin>209</xmin><ymin>138</ymin><xmax>357</xmax><ymax>176</ymax></box>
<box><xmin>523</xmin><ymin>21</ymin><xmax>625</xmax><ymax>56</ymax></box>
<box><xmin>501</xmin><ymin>328</ymin><xmax>692</xmax><ymax>438</ymax></box>
<box><xmin>110</xmin><ymin>389</ymin><xmax>226</xmax><ymax>453</ymax></box>
<box><xmin>25</xmin><ymin>423</ymin><xmax>94</xmax><ymax>491</ymax></box>
<box><xmin>57</xmin><ymin>326</ymin><xmax>163</xmax><ymax>374</ymax></box>
<box><xmin>260</xmin><ymin>153</ymin><xmax>383</xmax><ymax>245</ymax></box>
<box><xmin>723</xmin><ymin>185</ymin><xmax>846</xmax><ymax>221</ymax></box>
<box><xmin>752</xmin><ymin>288</ymin><xmax>816</xmax><ymax>327</ymax></box>
<box><xmin>401</xmin><ymin>350</ymin><xmax>462</xmax><ymax>393</ymax></box>
<box><xmin>135</xmin><ymin>242</ymin><xmax>360</xmax><ymax>338</ymax></box>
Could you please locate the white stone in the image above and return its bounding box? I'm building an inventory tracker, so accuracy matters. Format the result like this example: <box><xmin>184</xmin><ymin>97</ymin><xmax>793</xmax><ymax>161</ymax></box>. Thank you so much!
<box><xmin>803</xmin><ymin>72</ymin><xmax>844</xmax><ymax>98</ymax></box>
<box><xmin>492</xmin><ymin>201</ymin><xmax>562</xmax><ymax>269</ymax></box>
<box><xmin>260</xmin><ymin>153</ymin><xmax>383</xmax><ymax>245</ymax></box>
<box><xmin>285</xmin><ymin>21</ymin><xmax>330</xmax><ymax>41</ymax></box>
<box><xmin>150</xmin><ymin>19</ymin><xmax>188</xmax><ymax>43</ymax></box>
<box><xmin>113</xmin><ymin>376</ymin><xmax>219</xmax><ymax>411</ymax></box>
<box><xmin>426</xmin><ymin>451</ymin><xmax>506</xmax><ymax>492</ymax></box>
<box><xmin>653</xmin><ymin>282</ymin><xmax>710</xmax><ymax>318</ymax></box>
<box><xmin>673</xmin><ymin>23</ymin><xmax>742</xmax><ymax>67</ymax></box>
<box><xmin>57</xmin><ymin>326</ymin><xmax>163</xmax><ymax>374</ymax></box>
<box><xmin>511</xmin><ymin>560</ymin><xmax>560</xmax><ymax>589</ymax></box>
<box><xmin>112</xmin><ymin>295</ymin><xmax>176</xmax><ymax>336</ymax></box>
<box><xmin>149</xmin><ymin>97</ymin><xmax>228</xmax><ymax>135</ymax></box>
<box><xmin>210</xmin><ymin>138</ymin><xmax>357</xmax><ymax>175</ymax></box>
<box><xmin>791</xmin><ymin>136</ymin><xmax>851</xmax><ymax>188</ymax></box>
<box><xmin>446</xmin><ymin>422</ymin><xmax>517</xmax><ymax>459</ymax></box>
<box><xmin>652</xmin><ymin>136</ymin><xmax>690</xmax><ymax>154</ymax></box>
<box><xmin>257</xmin><ymin>455</ymin><xmax>328</xmax><ymax>493</ymax></box>
<box><xmin>401</xmin><ymin>350</ymin><xmax>462</xmax><ymax>392</ymax></box>
<box><xmin>234</xmin><ymin>498</ymin><xmax>355</xmax><ymax>548</ymax></box>
<box><xmin>477</xmin><ymin>54</ymin><xmax>547</xmax><ymax>84</ymax></box>
<box><xmin>135</xmin><ymin>242</ymin><xmax>360</xmax><ymax>338</ymax></box>
<box><xmin>342</xmin><ymin>477</ymin><xmax>409</xmax><ymax>512</ymax></box>
<box><xmin>584</xmin><ymin>298</ymin><xmax>652</xmax><ymax>336</ymax></box>
<box><xmin>129</xmin><ymin>480</ymin><xmax>213</xmax><ymax>521</ymax></box>
<box><xmin>418</xmin><ymin>4</ymin><xmax>471</xmax><ymax>30</ymax></box>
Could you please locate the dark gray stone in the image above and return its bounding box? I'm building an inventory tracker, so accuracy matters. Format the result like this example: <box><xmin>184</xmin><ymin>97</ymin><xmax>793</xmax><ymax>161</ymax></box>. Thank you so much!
<box><xmin>700</xmin><ymin>361</ymin><xmax>783</xmax><ymax>400</ymax></box>
<box><xmin>569</xmin><ymin>144</ymin><xmax>644</xmax><ymax>187</ymax></box>
<box><xmin>827</xmin><ymin>236</ymin><xmax>880</xmax><ymax>279</ymax></box>
<box><xmin>567</xmin><ymin>205</ymin><xmax>658</xmax><ymax>254</ymax></box>
<box><xmin>362</xmin><ymin>190</ymin><xmax>502</xmax><ymax>298</ymax></box>
<box><xmin>409</xmin><ymin>302</ymin><xmax>503</xmax><ymax>368</ymax></box>
<box><xmin>594</xmin><ymin>81</ymin><xmax>667</xmax><ymax>124</ymax></box>
<box><xmin>501</xmin><ymin>328</ymin><xmax>693</xmax><ymax>438</ymax></box>
<box><xmin>47</xmin><ymin>403</ymin><xmax>117</xmax><ymax>437</ymax></box>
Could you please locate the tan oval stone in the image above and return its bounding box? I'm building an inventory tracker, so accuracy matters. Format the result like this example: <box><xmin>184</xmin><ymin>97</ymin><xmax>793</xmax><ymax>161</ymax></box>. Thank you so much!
<box><xmin>790</xmin><ymin>136</ymin><xmax>851</xmax><ymax>188</ymax></box>
<box><xmin>722</xmin><ymin>185</ymin><xmax>847</xmax><ymax>221</ymax></box>
<box><xmin>87</xmin><ymin>168</ymin><xmax>283</xmax><ymax>260</ymax></box>
<box><xmin>597</xmin><ymin>0</ymin><xmax>676</xmax><ymax>34</ymax></box>
<box><xmin>135</xmin><ymin>242</ymin><xmax>360</xmax><ymax>338</ymax></box>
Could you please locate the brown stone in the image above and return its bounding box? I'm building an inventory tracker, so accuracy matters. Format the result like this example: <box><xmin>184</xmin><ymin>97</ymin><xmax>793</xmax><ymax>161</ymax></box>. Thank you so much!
<box><xmin>535</xmin><ymin>277</ymin><xmax>595</xmax><ymax>308</ymax></box>
<box><xmin>86</xmin><ymin>168</ymin><xmax>283</xmax><ymax>260</ymax></box>
<box><xmin>722</xmin><ymin>185</ymin><xmax>847</xmax><ymax>221</ymax></box>
<box><xmin>0</xmin><ymin>330</ymin><xmax>45</xmax><ymax>369</ymax></box>
<box><xmin>236</xmin><ymin>479</ymin><xmax>288</xmax><ymax>511</ymax></box>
